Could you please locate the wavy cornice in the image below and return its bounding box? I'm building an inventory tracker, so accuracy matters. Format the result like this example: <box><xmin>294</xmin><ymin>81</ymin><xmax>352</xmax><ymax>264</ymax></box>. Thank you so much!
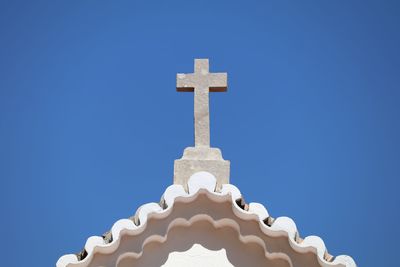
<box><xmin>116</xmin><ymin>215</ymin><xmax>292</xmax><ymax>267</ymax></box>
<box><xmin>57</xmin><ymin>171</ymin><xmax>356</xmax><ymax>267</ymax></box>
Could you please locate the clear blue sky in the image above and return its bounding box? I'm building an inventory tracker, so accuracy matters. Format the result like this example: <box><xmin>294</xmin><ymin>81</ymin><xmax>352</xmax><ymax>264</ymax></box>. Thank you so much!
<box><xmin>0</xmin><ymin>1</ymin><xmax>399</xmax><ymax>266</ymax></box>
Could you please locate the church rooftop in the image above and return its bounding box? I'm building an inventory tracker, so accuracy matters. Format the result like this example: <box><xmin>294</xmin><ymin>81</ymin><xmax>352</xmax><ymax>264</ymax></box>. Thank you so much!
<box><xmin>57</xmin><ymin>59</ymin><xmax>356</xmax><ymax>267</ymax></box>
<box><xmin>57</xmin><ymin>172</ymin><xmax>356</xmax><ymax>267</ymax></box>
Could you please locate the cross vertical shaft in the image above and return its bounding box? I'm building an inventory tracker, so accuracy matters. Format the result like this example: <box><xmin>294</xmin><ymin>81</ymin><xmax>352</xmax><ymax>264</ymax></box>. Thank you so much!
<box><xmin>194</xmin><ymin>84</ymin><xmax>210</xmax><ymax>147</ymax></box>
<box><xmin>177</xmin><ymin>59</ymin><xmax>228</xmax><ymax>148</ymax></box>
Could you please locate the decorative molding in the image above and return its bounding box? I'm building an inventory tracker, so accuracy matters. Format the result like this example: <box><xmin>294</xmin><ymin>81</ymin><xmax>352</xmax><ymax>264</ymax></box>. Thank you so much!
<box><xmin>57</xmin><ymin>172</ymin><xmax>356</xmax><ymax>267</ymax></box>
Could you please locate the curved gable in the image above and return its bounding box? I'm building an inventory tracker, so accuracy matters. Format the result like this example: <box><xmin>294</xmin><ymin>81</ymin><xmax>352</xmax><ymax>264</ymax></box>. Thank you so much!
<box><xmin>57</xmin><ymin>172</ymin><xmax>356</xmax><ymax>267</ymax></box>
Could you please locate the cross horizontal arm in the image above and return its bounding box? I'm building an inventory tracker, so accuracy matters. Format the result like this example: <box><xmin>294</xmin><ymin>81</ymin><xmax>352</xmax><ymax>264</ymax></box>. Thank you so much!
<box><xmin>176</xmin><ymin>73</ymin><xmax>196</xmax><ymax>91</ymax></box>
<box><xmin>208</xmin><ymin>73</ymin><xmax>228</xmax><ymax>92</ymax></box>
<box><xmin>176</xmin><ymin>73</ymin><xmax>228</xmax><ymax>92</ymax></box>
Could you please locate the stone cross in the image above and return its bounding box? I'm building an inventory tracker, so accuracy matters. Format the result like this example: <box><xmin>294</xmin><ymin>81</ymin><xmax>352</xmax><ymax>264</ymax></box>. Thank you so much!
<box><xmin>177</xmin><ymin>59</ymin><xmax>227</xmax><ymax>147</ymax></box>
<box><xmin>174</xmin><ymin>59</ymin><xmax>230</xmax><ymax>190</ymax></box>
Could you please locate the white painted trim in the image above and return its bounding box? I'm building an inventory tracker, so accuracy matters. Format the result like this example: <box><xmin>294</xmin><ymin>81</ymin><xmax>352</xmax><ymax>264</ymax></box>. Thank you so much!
<box><xmin>57</xmin><ymin>171</ymin><xmax>356</xmax><ymax>267</ymax></box>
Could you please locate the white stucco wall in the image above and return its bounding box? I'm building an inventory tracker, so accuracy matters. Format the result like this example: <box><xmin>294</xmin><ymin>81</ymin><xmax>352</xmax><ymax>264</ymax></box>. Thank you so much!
<box><xmin>162</xmin><ymin>244</ymin><xmax>234</xmax><ymax>267</ymax></box>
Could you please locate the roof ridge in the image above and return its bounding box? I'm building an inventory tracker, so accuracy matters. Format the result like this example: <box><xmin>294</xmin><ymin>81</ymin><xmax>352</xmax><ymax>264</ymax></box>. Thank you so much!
<box><xmin>57</xmin><ymin>171</ymin><xmax>356</xmax><ymax>267</ymax></box>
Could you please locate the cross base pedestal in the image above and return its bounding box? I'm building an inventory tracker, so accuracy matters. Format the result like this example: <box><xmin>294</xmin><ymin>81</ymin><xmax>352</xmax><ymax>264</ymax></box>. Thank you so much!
<box><xmin>174</xmin><ymin>147</ymin><xmax>230</xmax><ymax>191</ymax></box>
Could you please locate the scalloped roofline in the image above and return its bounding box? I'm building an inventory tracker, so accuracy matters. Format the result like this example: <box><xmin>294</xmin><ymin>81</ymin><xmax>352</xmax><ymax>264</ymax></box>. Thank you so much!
<box><xmin>57</xmin><ymin>172</ymin><xmax>356</xmax><ymax>267</ymax></box>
